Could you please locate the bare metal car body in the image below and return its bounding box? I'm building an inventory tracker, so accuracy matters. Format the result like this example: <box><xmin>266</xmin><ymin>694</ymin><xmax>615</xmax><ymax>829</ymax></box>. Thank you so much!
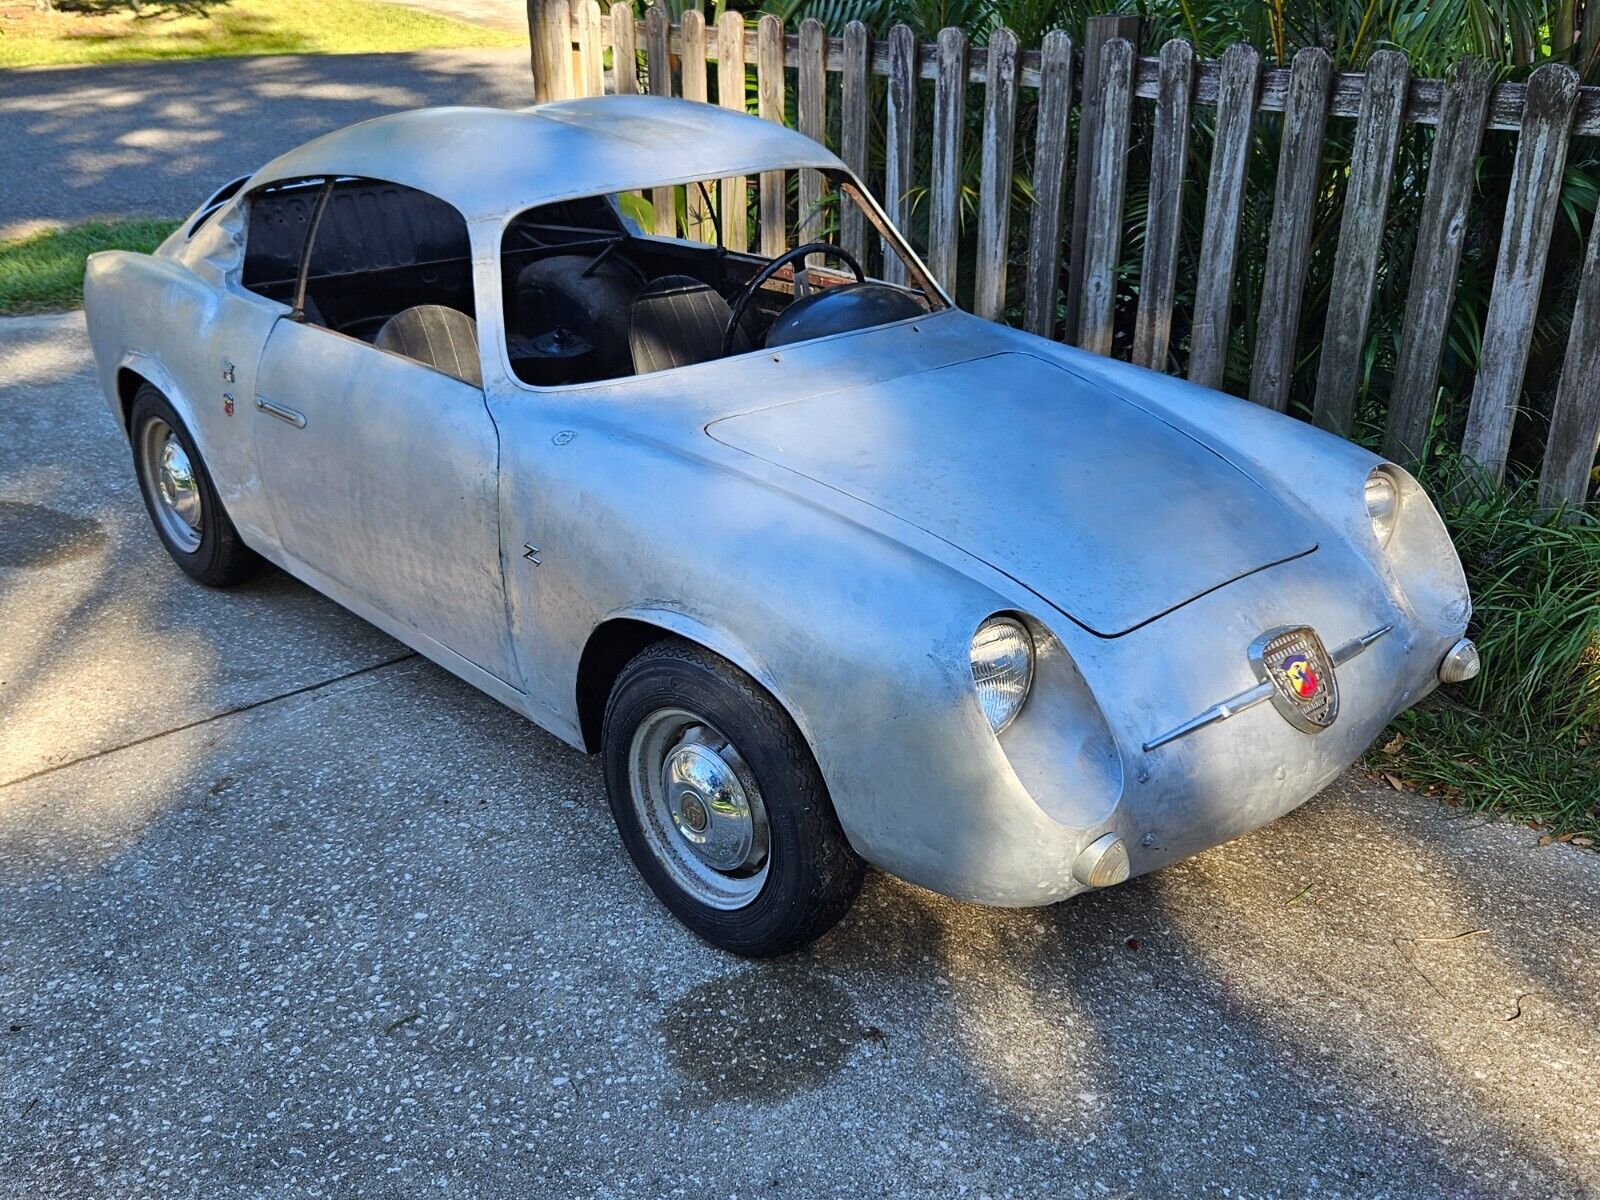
<box><xmin>84</xmin><ymin>97</ymin><xmax>1473</xmax><ymax>906</ymax></box>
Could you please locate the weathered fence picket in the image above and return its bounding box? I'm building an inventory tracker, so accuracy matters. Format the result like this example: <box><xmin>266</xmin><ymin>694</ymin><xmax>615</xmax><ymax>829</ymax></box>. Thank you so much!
<box><xmin>929</xmin><ymin>28</ymin><xmax>968</xmax><ymax>293</ymax></box>
<box><xmin>756</xmin><ymin>15</ymin><xmax>786</xmax><ymax>259</ymax></box>
<box><xmin>1186</xmin><ymin>42</ymin><xmax>1261</xmax><ymax>390</ymax></box>
<box><xmin>642</xmin><ymin>4</ymin><xmax>675</xmax><ymax>238</ymax></box>
<box><xmin>1541</xmin><ymin>219</ymin><xmax>1600</xmax><ymax>508</ymax></box>
<box><xmin>1311</xmin><ymin>50</ymin><xmax>1411</xmax><ymax>435</ymax></box>
<box><xmin>607</xmin><ymin>0</ymin><xmax>636</xmax><ymax>96</ymax></box>
<box><xmin>797</xmin><ymin>19</ymin><xmax>827</xmax><ymax>250</ymax></box>
<box><xmin>973</xmin><ymin>28</ymin><xmax>1019</xmax><ymax>322</ymax></box>
<box><xmin>1074</xmin><ymin>37</ymin><xmax>1133</xmax><ymax>354</ymax></box>
<box><xmin>1066</xmin><ymin>14</ymin><xmax>1142</xmax><ymax>344</ymax></box>
<box><xmin>1020</xmin><ymin>30</ymin><xmax>1074</xmax><ymax>339</ymax></box>
<box><xmin>679</xmin><ymin>11</ymin><xmax>714</xmax><ymax>244</ymax></box>
<box><xmin>1462</xmin><ymin>64</ymin><xmax>1582</xmax><ymax>486</ymax></box>
<box><xmin>883</xmin><ymin>24</ymin><xmax>918</xmax><ymax>287</ymax></box>
<box><xmin>715</xmin><ymin>10</ymin><xmax>748</xmax><ymax>253</ymax></box>
<box><xmin>1384</xmin><ymin>59</ymin><xmax>1495</xmax><ymax>464</ymax></box>
<box><xmin>1249</xmin><ymin>47</ymin><xmax>1333</xmax><ymax>412</ymax></box>
<box><xmin>1131</xmin><ymin>38</ymin><xmax>1193</xmax><ymax>372</ymax></box>
<box><xmin>575</xmin><ymin>0</ymin><xmax>603</xmax><ymax>97</ymax></box>
<box><xmin>838</xmin><ymin>22</ymin><xmax>870</xmax><ymax>266</ymax></box>
<box><xmin>535</xmin><ymin>0</ymin><xmax>1600</xmax><ymax>507</ymax></box>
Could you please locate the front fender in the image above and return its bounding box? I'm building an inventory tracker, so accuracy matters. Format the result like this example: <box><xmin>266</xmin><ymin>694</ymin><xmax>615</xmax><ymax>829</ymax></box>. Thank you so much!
<box><xmin>83</xmin><ymin>248</ymin><xmax>281</xmax><ymax>553</ymax></box>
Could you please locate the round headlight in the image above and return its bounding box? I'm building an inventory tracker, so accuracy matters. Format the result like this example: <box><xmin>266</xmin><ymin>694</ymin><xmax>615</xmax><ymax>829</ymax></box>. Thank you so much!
<box><xmin>1365</xmin><ymin>469</ymin><xmax>1401</xmax><ymax>548</ymax></box>
<box><xmin>970</xmin><ymin>616</ymin><xmax>1034</xmax><ymax>734</ymax></box>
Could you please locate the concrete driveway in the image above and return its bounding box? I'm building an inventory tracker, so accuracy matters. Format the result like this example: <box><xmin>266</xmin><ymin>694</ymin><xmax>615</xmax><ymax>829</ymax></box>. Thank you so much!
<box><xmin>0</xmin><ymin>51</ymin><xmax>532</xmax><ymax>238</ymax></box>
<box><xmin>2</xmin><ymin>311</ymin><xmax>1598</xmax><ymax>1198</ymax></box>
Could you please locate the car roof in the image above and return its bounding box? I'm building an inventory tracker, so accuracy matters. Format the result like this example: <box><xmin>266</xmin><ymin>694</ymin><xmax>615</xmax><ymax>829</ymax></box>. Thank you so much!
<box><xmin>247</xmin><ymin>95</ymin><xmax>847</xmax><ymax>221</ymax></box>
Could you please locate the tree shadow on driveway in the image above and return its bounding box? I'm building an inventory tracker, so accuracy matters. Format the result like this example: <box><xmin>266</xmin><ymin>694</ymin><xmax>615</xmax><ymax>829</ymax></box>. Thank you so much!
<box><xmin>0</xmin><ymin>48</ymin><xmax>533</xmax><ymax>236</ymax></box>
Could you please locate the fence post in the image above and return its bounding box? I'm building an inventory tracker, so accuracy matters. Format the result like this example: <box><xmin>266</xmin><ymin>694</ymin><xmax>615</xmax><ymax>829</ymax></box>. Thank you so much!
<box><xmin>928</xmin><ymin>27</ymin><xmax>969</xmax><ymax>295</ymax></box>
<box><xmin>1247</xmin><ymin>47</ymin><xmax>1332</xmax><ymax>410</ymax></box>
<box><xmin>973</xmin><ymin>28</ymin><xmax>1020</xmax><ymax>321</ymax></box>
<box><xmin>1462</xmin><ymin>63</ymin><xmax>1582</xmax><ymax>486</ymax></box>
<box><xmin>883</xmin><ymin>24</ymin><xmax>919</xmax><ymax>286</ymax></box>
<box><xmin>1131</xmin><ymin>38</ymin><xmax>1194</xmax><ymax>371</ymax></box>
<box><xmin>1074</xmin><ymin>37</ymin><xmax>1134</xmax><ymax>354</ymax></box>
<box><xmin>1065</xmin><ymin>13</ymin><xmax>1141</xmax><ymax>342</ymax></box>
<box><xmin>1383</xmin><ymin>58</ymin><xmax>1493</xmax><ymax>464</ymax></box>
<box><xmin>1022</xmin><ymin>30</ymin><xmax>1075</xmax><ymax>338</ymax></box>
<box><xmin>1311</xmin><ymin>49</ymin><xmax>1411</xmax><ymax>435</ymax></box>
<box><xmin>527</xmin><ymin>0</ymin><xmax>572</xmax><ymax>102</ymax></box>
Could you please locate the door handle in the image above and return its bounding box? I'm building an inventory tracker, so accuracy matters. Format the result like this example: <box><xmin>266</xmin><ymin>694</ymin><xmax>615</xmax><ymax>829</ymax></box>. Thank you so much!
<box><xmin>255</xmin><ymin>396</ymin><xmax>306</xmax><ymax>428</ymax></box>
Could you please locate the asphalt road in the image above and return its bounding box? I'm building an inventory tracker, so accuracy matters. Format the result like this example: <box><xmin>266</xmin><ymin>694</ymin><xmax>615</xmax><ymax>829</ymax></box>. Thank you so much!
<box><xmin>2</xmin><ymin>311</ymin><xmax>1599</xmax><ymax>1198</ymax></box>
<box><xmin>0</xmin><ymin>50</ymin><xmax>533</xmax><ymax>238</ymax></box>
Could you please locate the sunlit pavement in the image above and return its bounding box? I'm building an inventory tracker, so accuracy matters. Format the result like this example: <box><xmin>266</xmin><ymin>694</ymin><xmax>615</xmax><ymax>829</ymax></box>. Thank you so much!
<box><xmin>1</xmin><ymin>311</ymin><xmax>1598</xmax><ymax>1198</ymax></box>
<box><xmin>0</xmin><ymin>51</ymin><xmax>533</xmax><ymax>238</ymax></box>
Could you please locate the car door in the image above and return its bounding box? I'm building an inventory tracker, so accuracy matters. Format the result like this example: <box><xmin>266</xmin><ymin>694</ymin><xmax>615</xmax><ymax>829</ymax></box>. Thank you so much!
<box><xmin>248</xmin><ymin>178</ymin><xmax>514</xmax><ymax>683</ymax></box>
<box><xmin>253</xmin><ymin>320</ymin><xmax>515</xmax><ymax>682</ymax></box>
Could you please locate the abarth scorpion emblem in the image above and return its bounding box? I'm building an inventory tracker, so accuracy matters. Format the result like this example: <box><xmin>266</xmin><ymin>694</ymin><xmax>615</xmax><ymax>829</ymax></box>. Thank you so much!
<box><xmin>1250</xmin><ymin>626</ymin><xmax>1339</xmax><ymax>733</ymax></box>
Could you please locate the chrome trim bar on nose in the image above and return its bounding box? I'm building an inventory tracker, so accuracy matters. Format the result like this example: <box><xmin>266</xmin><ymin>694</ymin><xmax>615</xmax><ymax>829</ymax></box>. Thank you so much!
<box><xmin>1143</xmin><ymin>625</ymin><xmax>1392</xmax><ymax>753</ymax></box>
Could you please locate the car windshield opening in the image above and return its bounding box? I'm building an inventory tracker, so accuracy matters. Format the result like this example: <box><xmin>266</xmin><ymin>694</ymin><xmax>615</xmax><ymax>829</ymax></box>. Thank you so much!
<box><xmin>498</xmin><ymin>168</ymin><xmax>943</xmax><ymax>387</ymax></box>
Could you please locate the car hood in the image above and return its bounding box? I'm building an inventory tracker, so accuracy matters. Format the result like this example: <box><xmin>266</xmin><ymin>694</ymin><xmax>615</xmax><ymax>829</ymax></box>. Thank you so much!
<box><xmin>706</xmin><ymin>352</ymin><xmax>1317</xmax><ymax>636</ymax></box>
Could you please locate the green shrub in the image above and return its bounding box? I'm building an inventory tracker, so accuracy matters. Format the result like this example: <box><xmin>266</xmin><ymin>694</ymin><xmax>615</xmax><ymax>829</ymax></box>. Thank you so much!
<box><xmin>1372</xmin><ymin>477</ymin><xmax>1600</xmax><ymax>835</ymax></box>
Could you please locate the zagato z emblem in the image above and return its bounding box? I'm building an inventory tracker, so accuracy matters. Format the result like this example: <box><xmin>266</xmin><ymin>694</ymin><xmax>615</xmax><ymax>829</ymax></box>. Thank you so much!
<box><xmin>1249</xmin><ymin>626</ymin><xmax>1338</xmax><ymax>733</ymax></box>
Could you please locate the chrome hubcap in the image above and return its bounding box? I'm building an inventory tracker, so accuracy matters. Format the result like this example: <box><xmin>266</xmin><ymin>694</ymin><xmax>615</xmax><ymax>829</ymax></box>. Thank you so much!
<box><xmin>628</xmin><ymin>708</ymin><xmax>770</xmax><ymax>909</ymax></box>
<box><xmin>138</xmin><ymin>419</ymin><xmax>202</xmax><ymax>553</ymax></box>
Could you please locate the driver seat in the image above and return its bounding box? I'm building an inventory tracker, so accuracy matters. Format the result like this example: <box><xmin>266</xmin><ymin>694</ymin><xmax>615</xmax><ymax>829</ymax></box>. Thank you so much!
<box><xmin>628</xmin><ymin>275</ymin><xmax>745</xmax><ymax>374</ymax></box>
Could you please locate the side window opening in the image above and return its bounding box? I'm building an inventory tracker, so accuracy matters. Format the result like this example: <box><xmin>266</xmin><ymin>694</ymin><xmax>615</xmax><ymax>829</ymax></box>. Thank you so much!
<box><xmin>241</xmin><ymin>176</ymin><xmax>479</xmax><ymax>385</ymax></box>
<box><xmin>186</xmin><ymin>175</ymin><xmax>250</xmax><ymax>240</ymax></box>
<box><xmin>499</xmin><ymin>170</ymin><xmax>940</xmax><ymax>389</ymax></box>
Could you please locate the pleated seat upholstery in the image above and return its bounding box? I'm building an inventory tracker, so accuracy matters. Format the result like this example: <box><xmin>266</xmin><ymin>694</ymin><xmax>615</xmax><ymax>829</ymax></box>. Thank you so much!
<box><xmin>375</xmin><ymin>304</ymin><xmax>482</xmax><ymax>387</ymax></box>
<box><xmin>628</xmin><ymin>276</ymin><xmax>740</xmax><ymax>375</ymax></box>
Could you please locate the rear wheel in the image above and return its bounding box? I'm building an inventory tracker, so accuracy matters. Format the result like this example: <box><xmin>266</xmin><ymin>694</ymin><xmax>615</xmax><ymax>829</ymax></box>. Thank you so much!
<box><xmin>129</xmin><ymin>384</ymin><xmax>260</xmax><ymax>587</ymax></box>
<box><xmin>601</xmin><ymin>639</ymin><xmax>863</xmax><ymax>957</ymax></box>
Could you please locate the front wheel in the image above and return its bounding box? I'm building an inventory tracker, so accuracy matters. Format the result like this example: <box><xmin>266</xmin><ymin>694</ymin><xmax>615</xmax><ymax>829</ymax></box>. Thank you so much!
<box><xmin>129</xmin><ymin>384</ymin><xmax>260</xmax><ymax>587</ymax></box>
<box><xmin>601</xmin><ymin>639</ymin><xmax>863</xmax><ymax>957</ymax></box>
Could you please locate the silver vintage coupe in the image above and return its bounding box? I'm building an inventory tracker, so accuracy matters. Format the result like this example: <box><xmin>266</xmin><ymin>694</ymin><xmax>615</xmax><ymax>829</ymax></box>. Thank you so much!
<box><xmin>85</xmin><ymin>96</ymin><xmax>1478</xmax><ymax>956</ymax></box>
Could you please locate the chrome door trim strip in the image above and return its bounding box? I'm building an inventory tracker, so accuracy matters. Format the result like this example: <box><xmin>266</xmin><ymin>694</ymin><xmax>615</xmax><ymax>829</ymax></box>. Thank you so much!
<box><xmin>255</xmin><ymin>396</ymin><xmax>306</xmax><ymax>428</ymax></box>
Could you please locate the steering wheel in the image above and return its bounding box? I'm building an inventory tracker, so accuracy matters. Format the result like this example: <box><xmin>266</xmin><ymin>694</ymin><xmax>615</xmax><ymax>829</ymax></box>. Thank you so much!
<box><xmin>721</xmin><ymin>241</ymin><xmax>864</xmax><ymax>357</ymax></box>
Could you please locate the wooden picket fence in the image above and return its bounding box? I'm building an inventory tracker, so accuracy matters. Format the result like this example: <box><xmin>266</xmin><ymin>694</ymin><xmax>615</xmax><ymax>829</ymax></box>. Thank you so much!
<box><xmin>526</xmin><ymin>2</ymin><xmax>1600</xmax><ymax>508</ymax></box>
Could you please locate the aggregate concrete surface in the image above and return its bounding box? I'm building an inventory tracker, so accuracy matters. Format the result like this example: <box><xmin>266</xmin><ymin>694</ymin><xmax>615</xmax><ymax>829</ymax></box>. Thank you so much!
<box><xmin>1</xmin><ymin>312</ymin><xmax>1598</xmax><ymax>1198</ymax></box>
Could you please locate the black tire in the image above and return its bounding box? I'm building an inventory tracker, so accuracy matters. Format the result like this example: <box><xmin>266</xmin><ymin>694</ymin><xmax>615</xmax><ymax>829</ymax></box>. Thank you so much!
<box><xmin>129</xmin><ymin>384</ymin><xmax>261</xmax><ymax>587</ymax></box>
<box><xmin>601</xmin><ymin>639</ymin><xmax>864</xmax><ymax>957</ymax></box>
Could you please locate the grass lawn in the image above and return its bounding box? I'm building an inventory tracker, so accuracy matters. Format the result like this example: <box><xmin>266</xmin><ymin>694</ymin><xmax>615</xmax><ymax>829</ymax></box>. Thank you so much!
<box><xmin>0</xmin><ymin>0</ymin><xmax>521</xmax><ymax>69</ymax></box>
<box><xmin>0</xmin><ymin>219</ymin><xmax>179</xmax><ymax>315</ymax></box>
